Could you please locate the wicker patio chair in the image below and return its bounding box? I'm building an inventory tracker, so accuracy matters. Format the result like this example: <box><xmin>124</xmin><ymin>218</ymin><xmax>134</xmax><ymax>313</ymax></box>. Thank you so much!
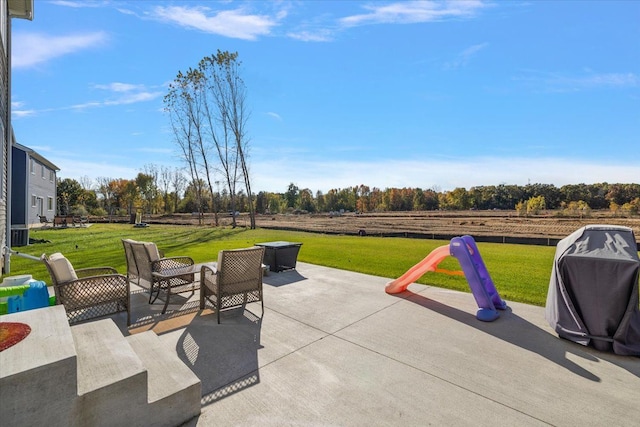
<box><xmin>42</xmin><ymin>253</ymin><xmax>130</xmax><ymax>325</ymax></box>
<box><xmin>122</xmin><ymin>239</ymin><xmax>196</xmax><ymax>313</ymax></box>
<box><xmin>200</xmin><ymin>246</ymin><xmax>265</xmax><ymax>323</ymax></box>
<box><xmin>122</xmin><ymin>238</ymin><xmax>140</xmax><ymax>288</ymax></box>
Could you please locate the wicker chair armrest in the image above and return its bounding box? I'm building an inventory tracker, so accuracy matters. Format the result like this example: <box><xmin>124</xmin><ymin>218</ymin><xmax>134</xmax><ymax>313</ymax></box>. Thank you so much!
<box><xmin>58</xmin><ymin>273</ymin><xmax>128</xmax><ymax>288</ymax></box>
<box><xmin>200</xmin><ymin>264</ymin><xmax>218</xmax><ymax>287</ymax></box>
<box><xmin>200</xmin><ymin>264</ymin><xmax>217</xmax><ymax>275</ymax></box>
<box><xmin>55</xmin><ymin>273</ymin><xmax>128</xmax><ymax>312</ymax></box>
<box><xmin>152</xmin><ymin>256</ymin><xmax>194</xmax><ymax>272</ymax></box>
<box><xmin>75</xmin><ymin>267</ymin><xmax>119</xmax><ymax>278</ymax></box>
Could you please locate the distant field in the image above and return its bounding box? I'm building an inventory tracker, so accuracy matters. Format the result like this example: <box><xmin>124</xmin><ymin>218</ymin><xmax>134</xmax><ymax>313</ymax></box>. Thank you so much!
<box><xmin>252</xmin><ymin>210</ymin><xmax>640</xmax><ymax>242</ymax></box>
<box><xmin>121</xmin><ymin>210</ymin><xmax>640</xmax><ymax>244</ymax></box>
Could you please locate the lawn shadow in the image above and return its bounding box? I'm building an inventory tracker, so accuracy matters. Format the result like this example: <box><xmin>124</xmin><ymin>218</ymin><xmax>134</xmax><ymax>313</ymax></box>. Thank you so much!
<box><xmin>397</xmin><ymin>291</ymin><xmax>639</xmax><ymax>381</ymax></box>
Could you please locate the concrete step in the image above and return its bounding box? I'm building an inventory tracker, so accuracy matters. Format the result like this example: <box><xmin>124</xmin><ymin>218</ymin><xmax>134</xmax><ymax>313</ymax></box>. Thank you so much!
<box><xmin>126</xmin><ymin>331</ymin><xmax>201</xmax><ymax>427</ymax></box>
<box><xmin>0</xmin><ymin>305</ymin><xmax>77</xmax><ymax>426</ymax></box>
<box><xmin>2</xmin><ymin>306</ymin><xmax>200</xmax><ymax>427</ymax></box>
<box><xmin>71</xmin><ymin>319</ymin><xmax>148</xmax><ymax>426</ymax></box>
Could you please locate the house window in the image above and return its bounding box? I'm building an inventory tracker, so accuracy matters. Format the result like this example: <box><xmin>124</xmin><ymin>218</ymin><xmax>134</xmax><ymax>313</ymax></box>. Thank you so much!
<box><xmin>49</xmin><ymin>170</ymin><xmax>55</xmax><ymax>182</ymax></box>
<box><xmin>48</xmin><ymin>197</ymin><xmax>54</xmax><ymax>211</ymax></box>
<box><xmin>41</xmin><ymin>165</ymin><xmax>46</xmax><ymax>179</ymax></box>
<box><xmin>31</xmin><ymin>195</ymin><xmax>37</xmax><ymax>207</ymax></box>
<box><xmin>30</xmin><ymin>158</ymin><xmax>35</xmax><ymax>174</ymax></box>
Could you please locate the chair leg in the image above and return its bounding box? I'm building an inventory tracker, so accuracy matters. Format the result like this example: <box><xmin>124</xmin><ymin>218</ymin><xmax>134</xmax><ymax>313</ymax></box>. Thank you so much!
<box><xmin>149</xmin><ymin>281</ymin><xmax>160</xmax><ymax>304</ymax></box>
<box><xmin>162</xmin><ymin>280</ymin><xmax>171</xmax><ymax>314</ymax></box>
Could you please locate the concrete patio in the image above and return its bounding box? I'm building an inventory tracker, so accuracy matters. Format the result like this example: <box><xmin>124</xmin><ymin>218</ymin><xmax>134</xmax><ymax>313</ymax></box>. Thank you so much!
<box><xmin>97</xmin><ymin>261</ymin><xmax>639</xmax><ymax>426</ymax></box>
<box><xmin>3</xmin><ymin>261</ymin><xmax>638</xmax><ymax>426</ymax></box>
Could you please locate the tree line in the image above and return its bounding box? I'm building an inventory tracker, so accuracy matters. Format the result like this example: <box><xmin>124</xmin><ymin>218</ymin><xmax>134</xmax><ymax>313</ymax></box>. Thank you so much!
<box><xmin>57</xmin><ymin>177</ymin><xmax>640</xmax><ymax>218</ymax></box>
<box><xmin>256</xmin><ymin>182</ymin><xmax>640</xmax><ymax>215</ymax></box>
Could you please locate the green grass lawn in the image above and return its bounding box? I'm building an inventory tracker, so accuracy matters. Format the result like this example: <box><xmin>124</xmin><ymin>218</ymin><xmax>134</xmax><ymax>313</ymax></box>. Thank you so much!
<box><xmin>7</xmin><ymin>224</ymin><xmax>558</xmax><ymax>306</ymax></box>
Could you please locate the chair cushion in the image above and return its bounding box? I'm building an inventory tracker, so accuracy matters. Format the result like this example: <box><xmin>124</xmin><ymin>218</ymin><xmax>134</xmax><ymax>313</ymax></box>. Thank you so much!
<box><xmin>48</xmin><ymin>253</ymin><xmax>78</xmax><ymax>283</ymax></box>
<box><xmin>143</xmin><ymin>242</ymin><xmax>161</xmax><ymax>261</ymax></box>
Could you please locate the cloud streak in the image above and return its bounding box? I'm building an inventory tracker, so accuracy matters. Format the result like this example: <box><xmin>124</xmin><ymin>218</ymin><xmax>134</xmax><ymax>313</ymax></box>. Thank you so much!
<box><xmin>12</xmin><ymin>32</ymin><xmax>108</xmax><ymax>68</ymax></box>
<box><xmin>151</xmin><ymin>5</ymin><xmax>280</xmax><ymax>40</ymax></box>
<box><xmin>515</xmin><ymin>70</ymin><xmax>639</xmax><ymax>92</ymax></box>
<box><xmin>340</xmin><ymin>0</ymin><xmax>488</xmax><ymax>27</ymax></box>
<box><xmin>49</xmin><ymin>0</ymin><xmax>105</xmax><ymax>8</ymax></box>
<box><xmin>266</xmin><ymin>112</ymin><xmax>283</xmax><ymax>121</ymax></box>
<box><xmin>11</xmin><ymin>82</ymin><xmax>163</xmax><ymax>118</ymax></box>
<box><xmin>444</xmin><ymin>42</ymin><xmax>489</xmax><ymax>69</ymax></box>
<box><xmin>70</xmin><ymin>84</ymin><xmax>164</xmax><ymax>110</ymax></box>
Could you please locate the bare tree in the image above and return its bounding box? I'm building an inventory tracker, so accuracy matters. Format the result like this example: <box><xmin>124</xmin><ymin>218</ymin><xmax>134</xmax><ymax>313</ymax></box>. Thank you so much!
<box><xmin>142</xmin><ymin>164</ymin><xmax>161</xmax><ymax>214</ymax></box>
<box><xmin>164</xmin><ymin>50</ymin><xmax>255</xmax><ymax>229</ymax></box>
<box><xmin>171</xmin><ymin>167</ymin><xmax>187</xmax><ymax>212</ymax></box>
<box><xmin>95</xmin><ymin>176</ymin><xmax>115</xmax><ymax>219</ymax></box>
<box><xmin>79</xmin><ymin>175</ymin><xmax>93</xmax><ymax>191</ymax></box>
<box><xmin>200</xmin><ymin>51</ymin><xmax>255</xmax><ymax>228</ymax></box>
<box><xmin>164</xmin><ymin>71</ymin><xmax>210</xmax><ymax>225</ymax></box>
<box><xmin>159</xmin><ymin>165</ymin><xmax>172</xmax><ymax>213</ymax></box>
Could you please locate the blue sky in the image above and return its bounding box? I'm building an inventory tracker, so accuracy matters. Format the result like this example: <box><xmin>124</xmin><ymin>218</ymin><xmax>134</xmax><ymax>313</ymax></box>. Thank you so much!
<box><xmin>10</xmin><ymin>0</ymin><xmax>640</xmax><ymax>193</ymax></box>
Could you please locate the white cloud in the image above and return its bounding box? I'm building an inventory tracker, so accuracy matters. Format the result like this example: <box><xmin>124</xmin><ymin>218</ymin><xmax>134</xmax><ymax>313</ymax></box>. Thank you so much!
<box><xmin>68</xmin><ymin>91</ymin><xmax>163</xmax><ymax>111</ymax></box>
<box><xmin>151</xmin><ymin>5</ymin><xmax>279</xmax><ymax>40</ymax></box>
<box><xmin>92</xmin><ymin>83</ymin><xmax>146</xmax><ymax>92</ymax></box>
<box><xmin>12</xmin><ymin>109</ymin><xmax>36</xmax><ymax>118</ymax></box>
<box><xmin>266</xmin><ymin>112</ymin><xmax>283</xmax><ymax>121</ymax></box>
<box><xmin>340</xmin><ymin>0</ymin><xmax>488</xmax><ymax>27</ymax></box>
<box><xmin>515</xmin><ymin>70</ymin><xmax>639</xmax><ymax>92</ymax></box>
<box><xmin>50</xmin><ymin>0</ymin><xmax>104</xmax><ymax>8</ymax></box>
<box><xmin>287</xmin><ymin>30</ymin><xmax>334</xmax><ymax>42</ymax></box>
<box><xmin>104</xmin><ymin>91</ymin><xmax>164</xmax><ymax>105</ymax></box>
<box><xmin>12</xmin><ymin>32</ymin><xmax>108</xmax><ymax>68</ymax></box>
<box><xmin>444</xmin><ymin>42</ymin><xmax>489</xmax><ymax>69</ymax></box>
<box><xmin>13</xmin><ymin>81</ymin><xmax>163</xmax><ymax>116</ymax></box>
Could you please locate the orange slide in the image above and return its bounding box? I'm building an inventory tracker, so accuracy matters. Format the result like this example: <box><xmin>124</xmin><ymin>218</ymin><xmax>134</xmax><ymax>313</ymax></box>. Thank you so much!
<box><xmin>385</xmin><ymin>245</ymin><xmax>452</xmax><ymax>294</ymax></box>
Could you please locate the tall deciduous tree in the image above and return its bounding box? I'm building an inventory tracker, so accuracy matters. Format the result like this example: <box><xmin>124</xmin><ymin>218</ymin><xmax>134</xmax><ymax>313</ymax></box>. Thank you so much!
<box><xmin>164</xmin><ymin>50</ymin><xmax>255</xmax><ymax>228</ymax></box>
<box><xmin>96</xmin><ymin>177</ymin><xmax>116</xmax><ymax>218</ymax></box>
<box><xmin>200</xmin><ymin>50</ymin><xmax>255</xmax><ymax>228</ymax></box>
<box><xmin>164</xmin><ymin>69</ymin><xmax>209</xmax><ymax>225</ymax></box>
<box><xmin>57</xmin><ymin>178</ymin><xmax>83</xmax><ymax>215</ymax></box>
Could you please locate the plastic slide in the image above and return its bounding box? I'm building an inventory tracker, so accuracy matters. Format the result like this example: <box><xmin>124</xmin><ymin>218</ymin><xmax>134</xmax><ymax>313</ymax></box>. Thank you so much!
<box><xmin>385</xmin><ymin>245</ymin><xmax>451</xmax><ymax>294</ymax></box>
<box><xmin>385</xmin><ymin>235</ymin><xmax>507</xmax><ymax>321</ymax></box>
<box><xmin>450</xmin><ymin>236</ymin><xmax>507</xmax><ymax>321</ymax></box>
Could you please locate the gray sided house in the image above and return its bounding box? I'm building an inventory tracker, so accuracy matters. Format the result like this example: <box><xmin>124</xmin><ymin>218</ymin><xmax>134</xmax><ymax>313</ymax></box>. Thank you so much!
<box><xmin>11</xmin><ymin>141</ymin><xmax>59</xmax><ymax>229</ymax></box>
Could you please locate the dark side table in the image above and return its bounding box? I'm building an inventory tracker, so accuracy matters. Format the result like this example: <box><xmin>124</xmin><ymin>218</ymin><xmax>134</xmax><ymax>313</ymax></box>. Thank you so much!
<box><xmin>255</xmin><ymin>241</ymin><xmax>303</xmax><ymax>272</ymax></box>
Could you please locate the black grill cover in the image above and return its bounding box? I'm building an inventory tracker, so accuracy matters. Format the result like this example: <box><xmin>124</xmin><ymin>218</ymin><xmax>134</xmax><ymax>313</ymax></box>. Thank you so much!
<box><xmin>545</xmin><ymin>225</ymin><xmax>640</xmax><ymax>356</ymax></box>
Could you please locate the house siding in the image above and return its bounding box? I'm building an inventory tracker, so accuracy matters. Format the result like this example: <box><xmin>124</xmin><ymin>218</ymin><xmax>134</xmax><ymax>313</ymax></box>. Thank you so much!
<box><xmin>1</xmin><ymin>0</ymin><xmax>9</xmax><ymax>271</ymax></box>
<box><xmin>25</xmin><ymin>152</ymin><xmax>55</xmax><ymax>225</ymax></box>
<box><xmin>10</xmin><ymin>145</ymin><xmax>25</xmax><ymax>224</ymax></box>
<box><xmin>10</xmin><ymin>144</ymin><xmax>58</xmax><ymax>228</ymax></box>
<box><xmin>2</xmin><ymin>0</ymin><xmax>34</xmax><ymax>271</ymax></box>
